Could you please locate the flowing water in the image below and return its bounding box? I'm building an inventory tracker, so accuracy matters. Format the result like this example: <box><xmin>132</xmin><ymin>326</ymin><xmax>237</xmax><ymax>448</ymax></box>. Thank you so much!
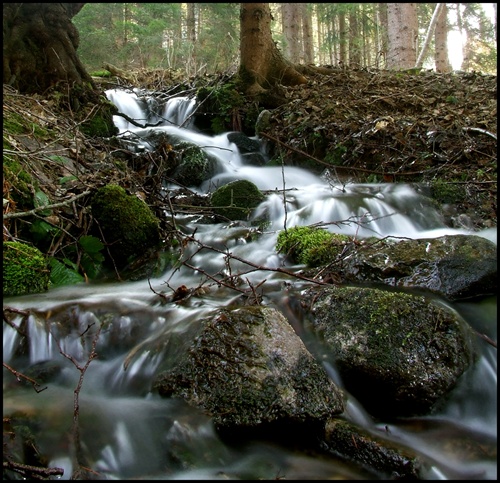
<box><xmin>3</xmin><ymin>89</ymin><xmax>496</xmax><ymax>480</ymax></box>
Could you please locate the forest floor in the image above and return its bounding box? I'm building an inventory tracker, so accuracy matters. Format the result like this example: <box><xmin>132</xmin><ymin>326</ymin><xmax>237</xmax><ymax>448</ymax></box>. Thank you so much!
<box><xmin>258</xmin><ymin>67</ymin><xmax>497</xmax><ymax>230</ymax></box>
<box><xmin>3</xmin><ymin>67</ymin><xmax>497</xmax><ymax>249</ymax></box>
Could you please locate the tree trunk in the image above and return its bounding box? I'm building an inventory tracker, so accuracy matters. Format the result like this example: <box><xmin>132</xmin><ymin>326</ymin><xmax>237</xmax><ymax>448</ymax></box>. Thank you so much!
<box><xmin>281</xmin><ymin>4</ymin><xmax>301</xmax><ymax>63</ymax></box>
<box><xmin>415</xmin><ymin>3</ymin><xmax>444</xmax><ymax>69</ymax></box>
<box><xmin>434</xmin><ymin>4</ymin><xmax>452</xmax><ymax>72</ymax></box>
<box><xmin>301</xmin><ymin>3</ymin><xmax>314</xmax><ymax>64</ymax></box>
<box><xmin>386</xmin><ymin>3</ymin><xmax>418</xmax><ymax>69</ymax></box>
<box><xmin>377</xmin><ymin>3</ymin><xmax>389</xmax><ymax>68</ymax></box>
<box><xmin>238</xmin><ymin>3</ymin><xmax>307</xmax><ymax>97</ymax></box>
<box><xmin>186</xmin><ymin>2</ymin><xmax>197</xmax><ymax>76</ymax></box>
<box><xmin>3</xmin><ymin>3</ymin><xmax>96</xmax><ymax>96</ymax></box>
<box><xmin>338</xmin><ymin>11</ymin><xmax>347</xmax><ymax>66</ymax></box>
<box><xmin>348</xmin><ymin>6</ymin><xmax>361</xmax><ymax>67</ymax></box>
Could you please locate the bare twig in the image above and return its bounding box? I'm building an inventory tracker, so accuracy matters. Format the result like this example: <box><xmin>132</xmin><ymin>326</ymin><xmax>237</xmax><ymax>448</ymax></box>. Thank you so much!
<box><xmin>52</xmin><ymin>321</ymin><xmax>103</xmax><ymax>474</ymax></box>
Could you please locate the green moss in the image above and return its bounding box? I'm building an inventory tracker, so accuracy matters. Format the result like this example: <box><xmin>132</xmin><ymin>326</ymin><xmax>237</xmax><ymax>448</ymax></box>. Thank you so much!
<box><xmin>91</xmin><ymin>184</ymin><xmax>161</xmax><ymax>267</ymax></box>
<box><xmin>211</xmin><ymin>180</ymin><xmax>265</xmax><ymax>221</ymax></box>
<box><xmin>197</xmin><ymin>82</ymin><xmax>245</xmax><ymax>134</ymax></box>
<box><xmin>173</xmin><ymin>143</ymin><xmax>215</xmax><ymax>187</ymax></box>
<box><xmin>4</xmin><ymin>111</ymin><xmax>48</xmax><ymax>138</ymax></box>
<box><xmin>430</xmin><ymin>179</ymin><xmax>466</xmax><ymax>204</ymax></box>
<box><xmin>3</xmin><ymin>156</ymin><xmax>34</xmax><ymax>209</ymax></box>
<box><xmin>3</xmin><ymin>241</ymin><xmax>51</xmax><ymax>296</ymax></box>
<box><xmin>90</xmin><ymin>70</ymin><xmax>112</xmax><ymax>78</ymax></box>
<box><xmin>80</xmin><ymin>102</ymin><xmax>118</xmax><ymax>138</ymax></box>
<box><xmin>4</xmin><ymin>112</ymin><xmax>27</xmax><ymax>135</ymax></box>
<box><xmin>276</xmin><ymin>226</ymin><xmax>351</xmax><ymax>266</ymax></box>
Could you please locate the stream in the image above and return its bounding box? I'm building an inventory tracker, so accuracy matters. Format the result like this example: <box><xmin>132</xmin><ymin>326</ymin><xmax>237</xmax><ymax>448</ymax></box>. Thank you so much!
<box><xmin>3</xmin><ymin>88</ymin><xmax>497</xmax><ymax>480</ymax></box>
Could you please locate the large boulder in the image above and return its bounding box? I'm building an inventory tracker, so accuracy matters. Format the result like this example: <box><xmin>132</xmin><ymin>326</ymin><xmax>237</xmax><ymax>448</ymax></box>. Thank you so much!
<box><xmin>302</xmin><ymin>285</ymin><xmax>478</xmax><ymax>418</ymax></box>
<box><xmin>281</xmin><ymin>229</ymin><xmax>497</xmax><ymax>301</ymax></box>
<box><xmin>338</xmin><ymin>234</ymin><xmax>497</xmax><ymax>301</ymax></box>
<box><xmin>154</xmin><ymin>306</ymin><xmax>344</xmax><ymax>432</ymax></box>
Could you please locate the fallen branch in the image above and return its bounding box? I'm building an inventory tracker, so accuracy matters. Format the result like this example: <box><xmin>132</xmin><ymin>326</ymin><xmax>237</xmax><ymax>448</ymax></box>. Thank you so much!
<box><xmin>3</xmin><ymin>362</ymin><xmax>47</xmax><ymax>393</ymax></box>
<box><xmin>3</xmin><ymin>460</ymin><xmax>64</xmax><ymax>480</ymax></box>
<box><xmin>3</xmin><ymin>190</ymin><xmax>91</xmax><ymax>220</ymax></box>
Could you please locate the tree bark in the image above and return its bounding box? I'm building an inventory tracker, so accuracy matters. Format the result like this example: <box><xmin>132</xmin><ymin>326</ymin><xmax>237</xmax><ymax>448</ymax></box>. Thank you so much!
<box><xmin>386</xmin><ymin>3</ymin><xmax>418</xmax><ymax>69</ymax></box>
<box><xmin>238</xmin><ymin>3</ymin><xmax>307</xmax><ymax>97</ymax></box>
<box><xmin>3</xmin><ymin>3</ymin><xmax>95</xmax><ymax>95</ymax></box>
<box><xmin>301</xmin><ymin>4</ymin><xmax>314</xmax><ymax>64</ymax></box>
<box><xmin>377</xmin><ymin>3</ymin><xmax>389</xmax><ymax>69</ymax></box>
<box><xmin>434</xmin><ymin>4</ymin><xmax>452</xmax><ymax>72</ymax></box>
<box><xmin>281</xmin><ymin>3</ymin><xmax>301</xmax><ymax>63</ymax></box>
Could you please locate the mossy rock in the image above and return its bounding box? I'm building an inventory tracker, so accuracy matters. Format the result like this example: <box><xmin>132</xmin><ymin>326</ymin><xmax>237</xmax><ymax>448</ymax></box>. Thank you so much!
<box><xmin>3</xmin><ymin>241</ymin><xmax>51</xmax><ymax>296</ymax></box>
<box><xmin>276</xmin><ymin>226</ymin><xmax>351</xmax><ymax>266</ymax></box>
<box><xmin>91</xmin><ymin>184</ymin><xmax>161</xmax><ymax>267</ymax></box>
<box><xmin>210</xmin><ymin>179</ymin><xmax>264</xmax><ymax>221</ymax></box>
<box><xmin>172</xmin><ymin>142</ymin><xmax>217</xmax><ymax>187</ymax></box>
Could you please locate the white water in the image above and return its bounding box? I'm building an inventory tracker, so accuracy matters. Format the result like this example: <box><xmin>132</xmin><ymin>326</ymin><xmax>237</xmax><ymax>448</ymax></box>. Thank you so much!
<box><xmin>3</xmin><ymin>90</ymin><xmax>496</xmax><ymax>480</ymax></box>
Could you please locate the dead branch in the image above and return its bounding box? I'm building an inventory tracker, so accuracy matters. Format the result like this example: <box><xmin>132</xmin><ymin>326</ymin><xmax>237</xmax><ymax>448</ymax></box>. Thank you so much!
<box><xmin>3</xmin><ymin>190</ymin><xmax>91</xmax><ymax>220</ymax></box>
<box><xmin>2</xmin><ymin>460</ymin><xmax>64</xmax><ymax>479</ymax></box>
<box><xmin>3</xmin><ymin>362</ymin><xmax>47</xmax><ymax>392</ymax></box>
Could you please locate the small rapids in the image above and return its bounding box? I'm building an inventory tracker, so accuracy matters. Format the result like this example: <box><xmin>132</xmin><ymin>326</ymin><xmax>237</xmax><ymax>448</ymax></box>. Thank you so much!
<box><xmin>3</xmin><ymin>89</ymin><xmax>496</xmax><ymax>480</ymax></box>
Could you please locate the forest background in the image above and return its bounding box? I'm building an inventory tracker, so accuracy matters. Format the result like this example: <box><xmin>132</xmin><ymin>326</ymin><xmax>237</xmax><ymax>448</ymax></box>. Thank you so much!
<box><xmin>73</xmin><ymin>3</ymin><xmax>497</xmax><ymax>77</ymax></box>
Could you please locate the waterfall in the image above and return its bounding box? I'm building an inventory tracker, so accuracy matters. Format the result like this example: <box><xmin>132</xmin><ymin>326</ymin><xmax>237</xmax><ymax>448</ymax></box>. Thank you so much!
<box><xmin>3</xmin><ymin>88</ymin><xmax>495</xmax><ymax>481</ymax></box>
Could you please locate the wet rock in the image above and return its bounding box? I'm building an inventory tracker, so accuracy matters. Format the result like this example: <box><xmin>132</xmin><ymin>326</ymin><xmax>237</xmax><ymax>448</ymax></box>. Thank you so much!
<box><xmin>338</xmin><ymin>234</ymin><xmax>497</xmax><ymax>301</ymax></box>
<box><xmin>303</xmin><ymin>285</ymin><xmax>478</xmax><ymax>418</ymax></box>
<box><xmin>170</xmin><ymin>140</ymin><xmax>218</xmax><ymax>187</ymax></box>
<box><xmin>319</xmin><ymin>419</ymin><xmax>421</xmax><ymax>479</ymax></box>
<box><xmin>227</xmin><ymin>131</ymin><xmax>261</xmax><ymax>153</ymax></box>
<box><xmin>154</xmin><ymin>306</ymin><xmax>344</xmax><ymax>431</ymax></box>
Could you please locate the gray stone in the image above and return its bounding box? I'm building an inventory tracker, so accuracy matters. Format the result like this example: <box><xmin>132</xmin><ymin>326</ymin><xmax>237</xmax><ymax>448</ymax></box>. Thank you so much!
<box><xmin>154</xmin><ymin>305</ymin><xmax>344</xmax><ymax>429</ymax></box>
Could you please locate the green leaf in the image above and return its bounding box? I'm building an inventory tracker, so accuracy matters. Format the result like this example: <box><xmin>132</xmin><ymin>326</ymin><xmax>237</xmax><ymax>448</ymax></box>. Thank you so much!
<box><xmin>49</xmin><ymin>258</ymin><xmax>85</xmax><ymax>287</ymax></box>
<box><xmin>83</xmin><ymin>250</ymin><xmax>106</xmax><ymax>276</ymax></box>
<box><xmin>79</xmin><ymin>235</ymin><xmax>104</xmax><ymax>254</ymax></box>
<box><xmin>59</xmin><ymin>175</ymin><xmax>78</xmax><ymax>185</ymax></box>
<box><xmin>34</xmin><ymin>190</ymin><xmax>51</xmax><ymax>216</ymax></box>
<box><xmin>48</xmin><ymin>155</ymin><xmax>72</xmax><ymax>164</ymax></box>
<box><xmin>30</xmin><ymin>219</ymin><xmax>58</xmax><ymax>244</ymax></box>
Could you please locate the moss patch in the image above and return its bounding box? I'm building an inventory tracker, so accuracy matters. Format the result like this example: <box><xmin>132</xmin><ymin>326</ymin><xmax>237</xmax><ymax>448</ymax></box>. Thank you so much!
<box><xmin>3</xmin><ymin>241</ymin><xmax>51</xmax><ymax>296</ymax></box>
<box><xmin>80</xmin><ymin>102</ymin><xmax>118</xmax><ymax>138</ymax></box>
<box><xmin>276</xmin><ymin>226</ymin><xmax>351</xmax><ymax>266</ymax></box>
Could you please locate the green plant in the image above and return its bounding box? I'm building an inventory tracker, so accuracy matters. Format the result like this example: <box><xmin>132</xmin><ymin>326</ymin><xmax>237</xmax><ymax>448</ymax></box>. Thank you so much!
<box><xmin>430</xmin><ymin>179</ymin><xmax>465</xmax><ymax>204</ymax></box>
<box><xmin>325</xmin><ymin>144</ymin><xmax>347</xmax><ymax>166</ymax></box>
<box><xmin>49</xmin><ymin>258</ymin><xmax>85</xmax><ymax>287</ymax></box>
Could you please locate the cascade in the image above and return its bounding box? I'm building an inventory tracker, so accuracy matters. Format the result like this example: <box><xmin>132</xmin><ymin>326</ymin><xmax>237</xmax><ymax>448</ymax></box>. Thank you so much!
<box><xmin>3</xmin><ymin>88</ymin><xmax>496</xmax><ymax>480</ymax></box>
